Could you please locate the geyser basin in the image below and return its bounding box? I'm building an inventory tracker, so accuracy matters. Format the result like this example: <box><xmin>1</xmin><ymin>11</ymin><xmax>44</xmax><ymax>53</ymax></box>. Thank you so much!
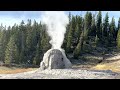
<box><xmin>40</xmin><ymin>49</ymin><xmax>72</xmax><ymax>70</ymax></box>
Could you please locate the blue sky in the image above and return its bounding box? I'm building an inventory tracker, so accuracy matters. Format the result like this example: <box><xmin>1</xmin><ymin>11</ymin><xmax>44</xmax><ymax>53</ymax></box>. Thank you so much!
<box><xmin>0</xmin><ymin>11</ymin><xmax>119</xmax><ymax>28</ymax></box>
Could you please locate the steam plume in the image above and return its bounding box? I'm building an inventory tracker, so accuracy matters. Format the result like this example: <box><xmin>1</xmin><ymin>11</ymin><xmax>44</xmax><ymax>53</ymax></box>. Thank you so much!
<box><xmin>41</xmin><ymin>11</ymin><xmax>69</xmax><ymax>49</ymax></box>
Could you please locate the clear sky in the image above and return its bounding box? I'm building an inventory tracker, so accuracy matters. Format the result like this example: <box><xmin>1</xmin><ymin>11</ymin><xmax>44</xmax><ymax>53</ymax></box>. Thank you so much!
<box><xmin>0</xmin><ymin>11</ymin><xmax>119</xmax><ymax>28</ymax></box>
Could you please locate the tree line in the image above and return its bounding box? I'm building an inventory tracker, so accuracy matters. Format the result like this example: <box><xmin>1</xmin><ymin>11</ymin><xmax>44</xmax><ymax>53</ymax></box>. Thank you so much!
<box><xmin>0</xmin><ymin>11</ymin><xmax>120</xmax><ymax>66</ymax></box>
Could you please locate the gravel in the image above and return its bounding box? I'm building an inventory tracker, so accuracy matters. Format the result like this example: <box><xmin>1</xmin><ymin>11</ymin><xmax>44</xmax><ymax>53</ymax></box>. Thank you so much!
<box><xmin>0</xmin><ymin>69</ymin><xmax>119</xmax><ymax>79</ymax></box>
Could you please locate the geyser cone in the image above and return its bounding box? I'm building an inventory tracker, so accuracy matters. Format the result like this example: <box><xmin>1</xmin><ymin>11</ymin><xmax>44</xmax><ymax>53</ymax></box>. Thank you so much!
<box><xmin>40</xmin><ymin>49</ymin><xmax>72</xmax><ymax>70</ymax></box>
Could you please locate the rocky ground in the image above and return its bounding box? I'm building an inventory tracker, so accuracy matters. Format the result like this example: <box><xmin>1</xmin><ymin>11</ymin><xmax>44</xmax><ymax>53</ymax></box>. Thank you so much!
<box><xmin>0</xmin><ymin>68</ymin><xmax>119</xmax><ymax>79</ymax></box>
<box><xmin>1</xmin><ymin>49</ymin><xmax>120</xmax><ymax>79</ymax></box>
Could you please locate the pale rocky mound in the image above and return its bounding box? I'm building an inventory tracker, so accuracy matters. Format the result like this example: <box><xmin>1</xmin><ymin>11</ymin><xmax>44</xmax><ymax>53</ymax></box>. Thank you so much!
<box><xmin>40</xmin><ymin>49</ymin><xmax>72</xmax><ymax>70</ymax></box>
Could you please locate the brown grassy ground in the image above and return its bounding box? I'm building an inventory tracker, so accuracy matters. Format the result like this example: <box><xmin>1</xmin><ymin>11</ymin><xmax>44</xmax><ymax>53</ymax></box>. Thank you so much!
<box><xmin>72</xmin><ymin>52</ymin><xmax>120</xmax><ymax>73</ymax></box>
<box><xmin>91</xmin><ymin>60</ymin><xmax>120</xmax><ymax>73</ymax></box>
<box><xmin>73</xmin><ymin>61</ymin><xmax>120</xmax><ymax>73</ymax></box>
<box><xmin>0</xmin><ymin>66</ymin><xmax>38</xmax><ymax>74</ymax></box>
<box><xmin>89</xmin><ymin>52</ymin><xmax>120</xmax><ymax>73</ymax></box>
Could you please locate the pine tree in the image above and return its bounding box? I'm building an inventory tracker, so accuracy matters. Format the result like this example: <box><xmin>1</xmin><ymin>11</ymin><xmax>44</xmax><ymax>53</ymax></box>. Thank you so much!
<box><xmin>26</xmin><ymin>19</ymin><xmax>32</xmax><ymax>51</ymax></box>
<box><xmin>118</xmin><ymin>18</ymin><xmax>120</xmax><ymax>30</ymax></box>
<box><xmin>91</xmin><ymin>14</ymin><xmax>96</xmax><ymax>37</ymax></box>
<box><xmin>103</xmin><ymin>12</ymin><xmax>109</xmax><ymax>45</ymax></box>
<box><xmin>0</xmin><ymin>29</ymin><xmax>9</xmax><ymax>62</ymax></box>
<box><xmin>95</xmin><ymin>35</ymin><xmax>99</xmax><ymax>48</ymax></box>
<box><xmin>73</xmin><ymin>31</ymin><xmax>84</xmax><ymax>58</ymax></box>
<box><xmin>84</xmin><ymin>11</ymin><xmax>92</xmax><ymax>41</ymax></box>
<box><xmin>82</xmin><ymin>11</ymin><xmax>92</xmax><ymax>53</ymax></box>
<box><xmin>104</xmin><ymin>12</ymin><xmax>109</xmax><ymax>36</ymax></box>
<box><xmin>71</xmin><ymin>16</ymin><xmax>76</xmax><ymax>31</ymax></box>
<box><xmin>19</xmin><ymin>20</ymin><xmax>26</xmax><ymax>64</ymax></box>
<box><xmin>117</xmin><ymin>28</ymin><xmax>120</xmax><ymax>49</ymax></box>
<box><xmin>115</xmin><ymin>18</ymin><xmax>120</xmax><ymax>42</ymax></box>
<box><xmin>74</xmin><ymin>16</ymin><xmax>82</xmax><ymax>46</ymax></box>
<box><xmin>70</xmin><ymin>16</ymin><xmax>78</xmax><ymax>50</ymax></box>
<box><xmin>66</xmin><ymin>24</ymin><xmax>73</xmax><ymax>53</ymax></box>
<box><xmin>96</xmin><ymin>11</ymin><xmax>102</xmax><ymax>42</ymax></box>
<box><xmin>68</xmin><ymin>12</ymin><xmax>71</xmax><ymax>23</ymax></box>
<box><xmin>0</xmin><ymin>30</ymin><xmax>3</xmax><ymax>61</ymax></box>
<box><xmin>26</xmin><ymin>19</ymin><xmax>37</xmax><ymax>64</ymax></box>
<box><xmin>33</xmin><ymin>41</ymin><xmax>42</xmax><ymax>65</ymax></box>
<box><xmin>19</xmin><ymin>49</ymin><xmax>25</xmax><ymax>64</ymax></box>
<box><xmin>109</xmin><ymin>17</ymin><xmax>116</xmax><ymax>46</ymax></box>
<box><xmin>74</xmin><ymin>24</ymin><xmax>80</xmax><ymax>44</ymax></box>
<box><xmin>5</xmin><ymin>35</ymin><xmax>18</xmax><ymax>65</ymax></box>
<box><xmin>32</xmin><ymin>21</ymin><xmax>42</xmax><ymax>65</ymax></box>
<box><xmin>63</xmin><ymin>12</ymin><xmax>72</xmax><ymax>49</ymax></box>
<box><xmin>40</xmin><ymin>24</ymin><xmax>51</xmax><ymax>53</ymax></box>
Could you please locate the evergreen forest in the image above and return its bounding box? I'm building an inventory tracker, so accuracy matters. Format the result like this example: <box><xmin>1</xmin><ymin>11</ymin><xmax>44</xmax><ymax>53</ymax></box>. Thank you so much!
<box><xmin>0</xmin><ymin>11</ymin><xmax>120</xmax><ymax>67</ymax></box>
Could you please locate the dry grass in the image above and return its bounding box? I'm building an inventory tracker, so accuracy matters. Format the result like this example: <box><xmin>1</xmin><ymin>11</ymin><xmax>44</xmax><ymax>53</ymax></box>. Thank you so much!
<box><xmin>72</xmin><ymin>53</ymin><xmax>120</xmax><ymax>73</ymax></box>
<box><xmin>0</xmin><ymin>66</ymin><xmax>38</xmax><ymax>74</ymax></box>
<box><xmin>91</xmin><ymin>53</ymin><xmax>120</xmax><ymax>73</ymax></box>
<box><xmin>91</xmin><ymin>60</ymin><xmax>120</xmax><ymax>73</ymax></box>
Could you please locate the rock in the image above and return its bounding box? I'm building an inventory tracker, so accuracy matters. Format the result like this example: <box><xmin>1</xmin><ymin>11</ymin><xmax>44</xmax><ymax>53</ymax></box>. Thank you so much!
<box><xmin>40</xmin><ymin>62</ymin><xmax>46</xmax><ymax>70</ymax></box>
<box><xmin>40</xmin><ymin>49</ymin><xmax>72</xmax><ymax>70</ymax></box>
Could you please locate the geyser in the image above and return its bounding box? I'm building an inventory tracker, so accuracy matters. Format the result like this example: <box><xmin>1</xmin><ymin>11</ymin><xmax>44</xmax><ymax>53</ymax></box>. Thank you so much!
<box><xmin>40</xmin><ymin>49</ymin><xmax>72</xmax><ymax>70</ymax></box>
<box><xmin>40</xmin><ymin>11</ymin><xmax>72</xmax><ymax>70</ymax></box>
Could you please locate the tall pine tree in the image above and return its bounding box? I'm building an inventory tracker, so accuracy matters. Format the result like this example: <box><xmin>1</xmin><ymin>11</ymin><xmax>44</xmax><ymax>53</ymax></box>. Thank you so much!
<box><xmin>73</xmin><ymin>31</ymin><xmax>84</xmax><ymax>58</ymax></box>
<box><xmin>91</xmin><ymin>14</ymin><xmax>96</xmax><ymax>37</ymax></box>
<box><xmin>66</xmin><ymin>24</ymin><xmax>73</xmax><ymax>53</ymax></box>
<box><xmin>117</xmin><ymin>28</ymin><xmax>120</xmax><ymax>49</ymax></box>
<box><xmin>109</xmin><ymin>17</ymin><xmax>116</xmax><ymax>46</ymax></box>
<box><xmin>5</xmin><ymin>35</ymin><xmax>18</xmax><ymax>65</ymax></box>
<box><xmin>96</xmin><ymin>11</ymin><xmax>102</xmax><ymax>42</ymax></box>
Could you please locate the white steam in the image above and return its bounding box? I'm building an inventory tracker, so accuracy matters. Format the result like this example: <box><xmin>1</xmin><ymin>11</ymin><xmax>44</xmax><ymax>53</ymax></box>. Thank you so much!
<box><xmin>41</xmin><ymin>11</ymin><xmax>69</xmax><ymax>49</ymax></box>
